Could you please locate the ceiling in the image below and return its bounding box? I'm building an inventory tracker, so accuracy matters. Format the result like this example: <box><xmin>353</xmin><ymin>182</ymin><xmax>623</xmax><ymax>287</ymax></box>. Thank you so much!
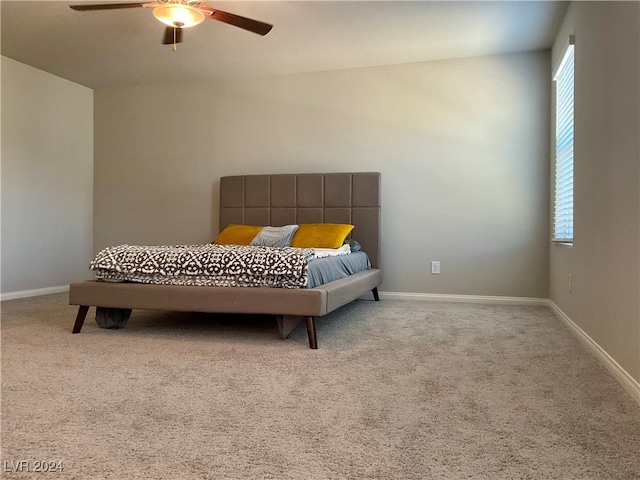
<box><xmin>1</xmin><ymin>1</ymin><xmax>568</xmax><ymax>90</ymax></box>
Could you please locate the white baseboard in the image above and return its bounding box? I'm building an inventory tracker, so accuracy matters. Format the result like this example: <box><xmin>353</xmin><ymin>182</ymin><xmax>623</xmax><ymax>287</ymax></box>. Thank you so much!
<box><xmin>1</xmin><ymin>285</ymin><xmax>70</xmax><ymax>302</ymax></box>
<box><xmin>378</xmin><ymin>291</ymin><xmax>548</xmax><ymax>306</ymax></box>
<box><xmin>548</xmin><ymin>301</ymin><xmax>640</xmax><ymax>406</ymax></box>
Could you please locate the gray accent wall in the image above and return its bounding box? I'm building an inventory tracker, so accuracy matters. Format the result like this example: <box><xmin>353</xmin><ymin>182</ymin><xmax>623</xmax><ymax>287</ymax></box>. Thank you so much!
<box><xmin>1</xmin><ymin>57</ymin><xmax>94</xmax><ymax>295</ymax></box>
<box><xmin>550</xmin><ymin>2</ymin><xmax>640</xmax><ymax>381</ymax></box>
<box><xmin>94</xmin><ymin>51</ymin><xmax>551</xmax><ymax>299</ymax></box>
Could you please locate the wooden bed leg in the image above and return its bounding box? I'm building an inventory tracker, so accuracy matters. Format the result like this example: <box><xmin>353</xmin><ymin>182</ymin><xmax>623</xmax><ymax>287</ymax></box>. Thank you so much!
<box><xmin>72</xmin><ymin>305</ymin><xmax>90</xmax><ymax>334</ymax></box>
<box><xmin>304</xmin><ymin>316</ymin><xmax>318</xmax><ymax>349</ymax></box>
<box><xmin>372</xmin><ymin>287</ymin><xmax>380</xmax><ymax>301</ymax></box>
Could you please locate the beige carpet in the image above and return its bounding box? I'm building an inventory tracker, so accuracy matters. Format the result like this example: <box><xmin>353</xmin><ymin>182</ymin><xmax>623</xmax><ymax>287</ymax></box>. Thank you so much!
<box><xmin>1</xmin><ymin>293</ymin><xmax>639</xmax><ymax>479</ymax></box>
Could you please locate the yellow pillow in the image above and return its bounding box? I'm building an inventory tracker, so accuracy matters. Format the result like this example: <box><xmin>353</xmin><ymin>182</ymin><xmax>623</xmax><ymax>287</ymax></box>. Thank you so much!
<box><xmin>214</xmin><ymin>224</ymin><xmax>263</xmax><ymax>245</ymax></box>
<box><xmin>290</xmin><ymin>223</ymin><xmax>354</xmax><ymax>249</ymax></box>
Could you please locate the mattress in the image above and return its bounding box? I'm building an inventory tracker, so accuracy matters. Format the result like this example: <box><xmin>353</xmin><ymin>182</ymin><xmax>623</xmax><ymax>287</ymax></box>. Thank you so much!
<box><xmin>306</xmin><ymin>252</ymin><xmax>371</xmax><ymax>288</ymax></box>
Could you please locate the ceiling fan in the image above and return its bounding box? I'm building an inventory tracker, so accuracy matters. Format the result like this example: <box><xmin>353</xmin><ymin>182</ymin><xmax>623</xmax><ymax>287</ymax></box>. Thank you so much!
<box><xmin>70</xmin><ymin>0</ymin><xmax>272</xmax><ymax>50</ymax></box>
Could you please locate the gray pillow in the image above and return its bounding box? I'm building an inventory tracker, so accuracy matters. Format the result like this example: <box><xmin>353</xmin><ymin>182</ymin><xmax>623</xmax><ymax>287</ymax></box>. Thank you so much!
<box><xmin>250</xmin><ymin>225</ymin><xmax>299</xmax><ymax>248</ymax></box>
<box><xmin>343</xmin><ymin>238</ymin><xmax>361</xmax><ymax>251</ymax></box>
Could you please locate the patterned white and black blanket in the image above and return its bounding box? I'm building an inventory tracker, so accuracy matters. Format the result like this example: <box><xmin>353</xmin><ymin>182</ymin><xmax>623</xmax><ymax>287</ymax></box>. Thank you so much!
<box><xmin>90</xmin><ymin>244</ymin><xmax>315</xmax><ymax>288</ymax></box>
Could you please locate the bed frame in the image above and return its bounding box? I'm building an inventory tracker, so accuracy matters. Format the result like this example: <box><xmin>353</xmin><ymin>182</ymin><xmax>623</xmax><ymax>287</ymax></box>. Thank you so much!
<box><xmin>69</xmin><ymin>172</ymin><xmax>382</xmax><ymax>348</ymax></box>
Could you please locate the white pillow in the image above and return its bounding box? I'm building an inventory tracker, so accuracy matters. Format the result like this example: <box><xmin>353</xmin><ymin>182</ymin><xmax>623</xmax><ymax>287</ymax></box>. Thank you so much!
<box><xmin>313</xmin><ymin>243</ymin><xmax>351</xmax><ymax>258</ymax></box>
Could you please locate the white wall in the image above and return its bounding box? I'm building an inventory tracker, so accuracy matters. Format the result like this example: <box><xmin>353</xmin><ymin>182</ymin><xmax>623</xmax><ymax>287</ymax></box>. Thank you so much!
<box><xmin>550</xmin><ymin>2</ymin><xmax>640</xmax><ymax>382</ymax></box>
<box><xmin>1</xmin><ymin>57</ymin><xmax>94</xmax><ymax>296</ymax></box>
<box><xmin>94</xmin><ymin>51</ymin><xmax>550</xmax><ymax>299</ymax></box>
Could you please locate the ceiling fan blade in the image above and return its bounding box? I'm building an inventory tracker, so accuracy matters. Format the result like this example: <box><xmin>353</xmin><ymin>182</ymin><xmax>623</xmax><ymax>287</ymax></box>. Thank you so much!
<box><xmin>69</xmin><ymin>2</ymin><xmax>154</xmax><ymax>11</ymax></box>
<box><xmin>199</xmin><ymin>6</ymin><xmax>272</xmax><ymax>36</ymax></box>
<box><xmin>162</xmin><ymin>26</ymin><xmax>183</xmax><ymax>45</ymax></box>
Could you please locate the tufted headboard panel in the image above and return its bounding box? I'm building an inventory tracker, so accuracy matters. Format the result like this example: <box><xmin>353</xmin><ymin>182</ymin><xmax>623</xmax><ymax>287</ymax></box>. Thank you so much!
<box><xmin>219</xmin><ymin>172</ymin><xmax>381</xmax><ymax>269</ymax></box>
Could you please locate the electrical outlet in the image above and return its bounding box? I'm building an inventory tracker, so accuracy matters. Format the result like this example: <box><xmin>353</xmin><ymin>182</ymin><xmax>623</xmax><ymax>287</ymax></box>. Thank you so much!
<box><xmin>431</xmin><ymin>261</ymin><xmax>440</xmax><ymax>275</ymax></box>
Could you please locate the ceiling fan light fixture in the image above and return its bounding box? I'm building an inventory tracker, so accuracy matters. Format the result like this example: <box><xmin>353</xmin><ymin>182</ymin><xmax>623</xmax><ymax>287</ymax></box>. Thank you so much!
<box><xmin>153</xmin><ymin>4</ymin><xmax>205</xmax><ymax>28</ymax></box>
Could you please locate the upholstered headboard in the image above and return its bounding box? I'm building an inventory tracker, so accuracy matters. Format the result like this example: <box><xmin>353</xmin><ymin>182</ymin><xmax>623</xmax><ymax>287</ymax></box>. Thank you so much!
<box><xmin>219</xmin><ymin>172</ymin><xmax>381</xmax><ymax>269</ymax></box>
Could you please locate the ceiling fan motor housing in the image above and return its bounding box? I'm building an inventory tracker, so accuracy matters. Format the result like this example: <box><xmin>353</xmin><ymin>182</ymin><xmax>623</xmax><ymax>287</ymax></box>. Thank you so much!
<box><xmin>153</xmin><ymin>3</ymin><xmax>205</xmax><ymax>28</ymax></box>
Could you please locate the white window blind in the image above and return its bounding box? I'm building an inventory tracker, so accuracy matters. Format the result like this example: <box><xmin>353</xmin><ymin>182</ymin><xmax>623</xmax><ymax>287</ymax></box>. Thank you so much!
<box><xmin>553</xmin><ymin>39</ymin><xmax>575</xmax><ymax>243</ymax></box>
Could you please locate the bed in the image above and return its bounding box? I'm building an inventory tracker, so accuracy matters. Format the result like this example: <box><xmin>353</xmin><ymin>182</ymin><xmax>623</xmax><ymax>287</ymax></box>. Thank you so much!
<box><xmin>69</xmin><ymin>172</ymin><xmax>382</xmax><ymax>348</ymax></box>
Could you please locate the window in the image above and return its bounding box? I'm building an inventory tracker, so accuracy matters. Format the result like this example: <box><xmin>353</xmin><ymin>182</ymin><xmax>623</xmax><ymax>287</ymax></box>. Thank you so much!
<box><xmin>553</xmin><ymin>37</ymin><xmax>575</xmax><ymax>243</ymax></box>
